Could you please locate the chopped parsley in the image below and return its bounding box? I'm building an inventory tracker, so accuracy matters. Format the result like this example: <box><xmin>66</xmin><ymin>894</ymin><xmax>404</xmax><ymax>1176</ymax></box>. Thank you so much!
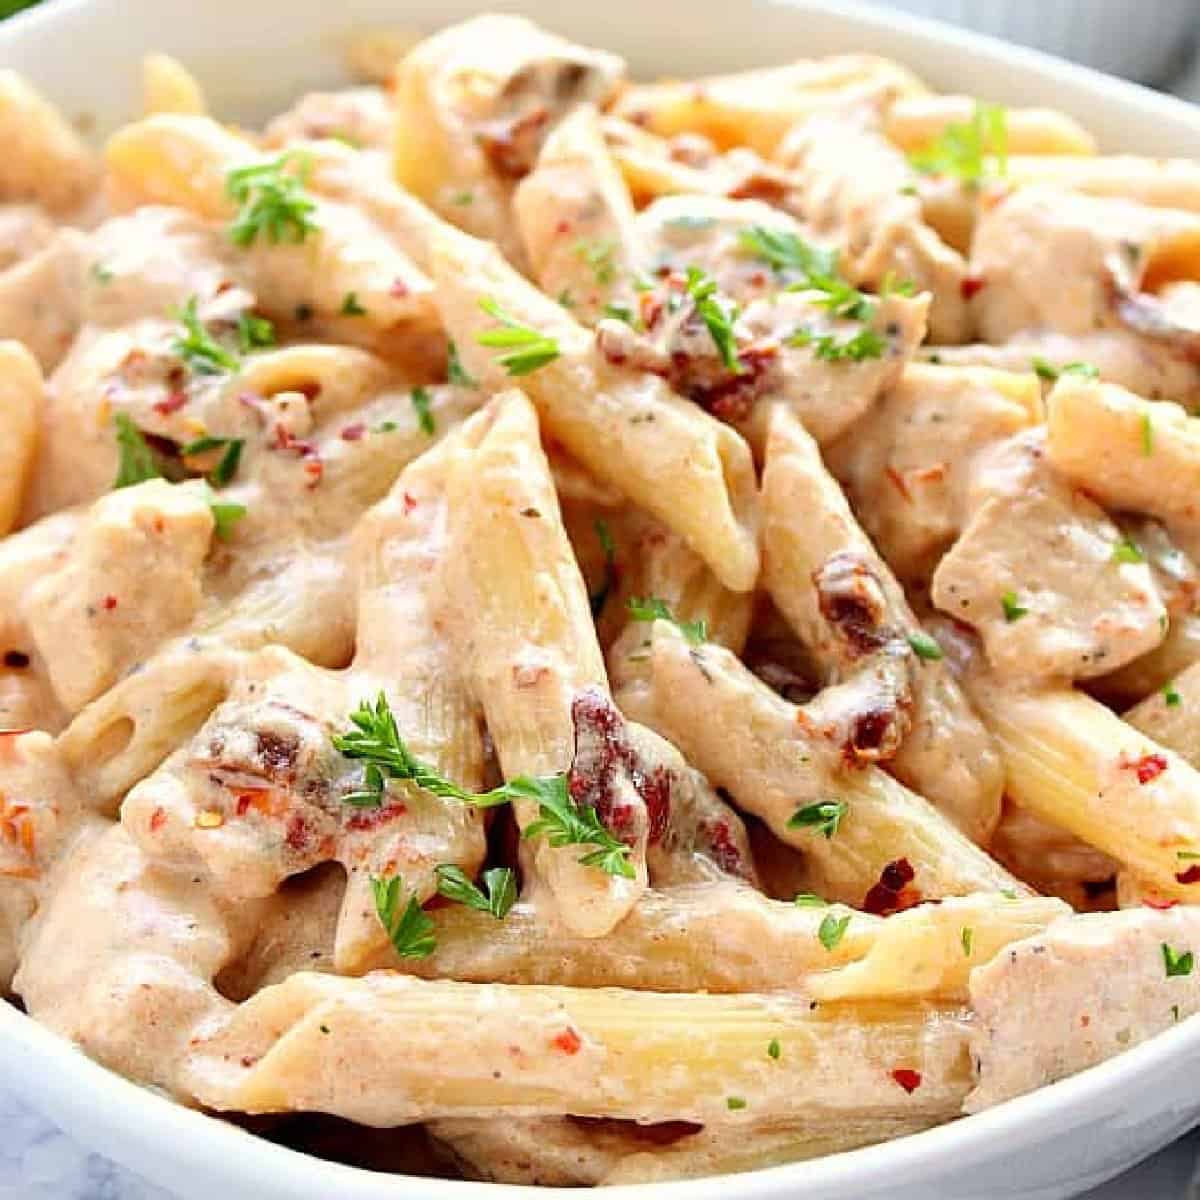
<box><xmin>180</xmin><ymin>436</ymin><xmax>244</xmax><ymax>487</ymax></box>
<box><xmin>575</xmin><ymin>239</ymin><xmax>617</xmax><ymax>285</ymax></box>
<box><xmin>1111</xmin><ymin>536</ymin><xmax>1146</xmax><ymax>565</ymax></box>
<box><xmin>235</xmin><ymin>311</ymin><xmax>276</xmax><ymax>352</ymax></box>
<box><xmin>334</xmin><ymin>693</ymin><xmax>633</xmax><ymax>877</ymax></box>
<box><xmin>961</xmin><ymin>927</ymin><xmax>974</xmax><ymax>957</ymax></box>
<box><xmin>226</xmin><ymin>152</ymin><xmax>318</xmax><ymax>247</ymax></box>
<box><xmin>1141</xmin><ymin>411</ymin><xmax>1154</xmax><ymax>456</ymax></box>
<box><xmin>627</xmin><ymin>595</ymin><xmax>707</xmax><ymax>643</ymax></box>
<box><xmin>447</xmin><ymin>339</ymin><xmax>478</xmax><ymax>388</ymax></box>
<box><xmin>1001</xmin><ymin>590</ymin><xmax>1028</xmax><ymax>623</ymax></box>
<box><xmin>907</xmin><ymin>631</ymin><xmax>944</xmax><ymax>661</ymax></box>
<box><xmin>208</xmin><ymin>497</ymin><xmax>247</xmax><ymax>541</ymax></box>
<box><xmin>410</xmin><ymin>386</ymin><xmax>435</xmax><ymax>435</ymax></box>
<box><xmin>340</xmin><ymin>291</ymin><xmax>368</xmax><ymax>317</ymax></box>
<box><xmin>737</xmin><ymin>226</ymin><xmax>873</xmax><ymax>319</ymax></box>
<box><xmin>788</xmin><ymin>325</ymin><xmax>885</xmax><ymax>363</ymax></box>
<box><xmin>909</xmin><ymin>102</ymin><xmax>1008</xmax><ymax>184</ymax></box>
<box><xmin>793</xmin><ymin>893</ymin><xmax>828</xmax><ymax>908</ymax></box>
<box><xmin>767</xmin><ymin>1038</ymin><xmax>781</xmax><ymax>1060</ymax></box>
<box><xmin>112</xmin><ymin>414</ymin><xmax>163</xmax><ymax>489</ymax></box>
<box><xmin>726</xmin><ymin>1096</ymin><xmax>747</xmax><ymax>1111</ymax></box>
<box><xmin>434</xmin><ymin>864</ymin><xmax>517</xmax><ymax>920</ymax></box>
<box><xmin>684</xmin><ymin>265</ymin><xmax>743</xmax><ymax>374</ymax></box>
<box><xmin>788</xmin><ymin>800</ymin><xmax>848</xmax><ymax>840</ymax></box>
<box><xmin>91</xmin><ymin>263</ymin><xmax>114</xmax><ymax>285</ymax></box>
<box><xmin>476</xmin><ymin>297</ymin><xmax>560</xmax><ymax>376</ymax></box>
<box><xmin>589</xmin><ymin>519</ymin><xmax>617</xmax><ymax>618</ymax></box>
<box><xmin>1163</xmin><ymin>942</ymin><xmax>1194</xmax><ymax>978</ymax></box>
<box><xmin>602</xmin><ymin>302</ymin><xmax>640</xmax><ymax>328</ymax></box>
<box><xmin>1164</xmin><ymin>683</ymin><xmax>1183</xmax><ymax>708</ymax></box>
<box><xmin>451</xmin><ymin>190</ymin><xmax>474</xmax><ymax>206</ymax></box>
<box><xmin>818</xmin><ymin>911</ymin><xmax>851</xmax><ymax>951</ymax></box>
<box><xmin>1031</xmin><ymin>357</ymin><xmax>1099</xmax><ymax>382</ymax></box>
<box><xmin>172</xmin><ymin>296</ymin><xmax>239</xmax><ymax>375</ymax></box>
<box><xmin>371</xmin><ymin>874</ymin><xmax>436</xmax><ymax>959</ymax></box>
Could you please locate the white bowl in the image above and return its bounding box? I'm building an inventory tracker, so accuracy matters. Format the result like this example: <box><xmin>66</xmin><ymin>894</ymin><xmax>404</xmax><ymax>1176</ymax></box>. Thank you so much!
<box><xmin>4</xmin><ymin>1</ymin><xmax>1200</xmax><ymax>1197</ymax></box>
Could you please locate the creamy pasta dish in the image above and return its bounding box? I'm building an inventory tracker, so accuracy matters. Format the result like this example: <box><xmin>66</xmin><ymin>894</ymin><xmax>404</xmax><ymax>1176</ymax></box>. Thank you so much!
<box><xmin>6</xmin><ymin>13</ymin><xmax>1200</xmax><ymax>1185</ymax></box>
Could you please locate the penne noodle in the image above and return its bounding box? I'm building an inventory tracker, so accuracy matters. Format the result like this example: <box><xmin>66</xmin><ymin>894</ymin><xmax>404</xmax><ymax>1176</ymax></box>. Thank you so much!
<box><xmin>619</xmin><ymin>621</ymin><xmax>1024</xmax><ymax>905</ymax></box>
<box><xmin>1005</xmin><ymin>154</ymin><xmax>1200</xmax><ymax>211</ymax></box>
<box><xmin>426</xmin><ymin>221</ymin><xmax>760</xmax><ymax>591</ymax></box>
<box><xmin>182</xmin><ymin>971</ymin><xmax>973</xmax><ymax>1127</ymax></box>
<box><xmin>964</xmin><ymin>669</ymin><xmax>1200</xmax><ymax>901</ymax></box>
<box><xmin>142</xmin><ymin>52</ymin><xmax>207</xmax><ymax>117</ymax></box>
<box><xmin>762</xmin><ymin>405</ymin><xmax>1003</xmax><ymax>842</ymax></box>
<box><xmin>0</xmin><ymin>340</ymin><xmax>42</xmax><ymax>535</ymax></box>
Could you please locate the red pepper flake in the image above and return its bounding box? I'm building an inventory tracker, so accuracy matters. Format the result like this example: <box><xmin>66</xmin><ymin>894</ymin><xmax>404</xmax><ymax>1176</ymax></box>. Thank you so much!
<box><xmin>153</xmin><ymin>390</ymin><xmax>188</xmax><ymax>416</ymax></box>
<box><xmin>344</xmin><ymin>803</ymin><xmax>408</xmax><ymax>833</ymax></box>
<box><xmin>960</xmin><ymin>275</ymin><xmax>986</xmax><ymax>300</ymax></box>
<box><xmin>401</xmin><ymin>491</ymin><xmax>418</xmax><ymax>515</ymax></box>
<box><xmin>102</xmin><ymin>594</ymin><xmax>118</xmax><ymax>611</ymax></box>
<box><xmin>389</xmin><ymin>278</ymin><xmax>409</xmax><ymax>298</ymax></box>
<box><xmin>149</xmin><ymin>807</ymin><xmax>167</xmax><ymax>833</ymax></box>
<box><xmin>552</xmin><ymin>1028</ymin><xmax>582</xmax><ymax>1055</ymax></box>
<box><xmin>1080</xmin><ymin>1014</ymin><xmax>1091</xmax><ymax>1028</ymax></box>
<box><xmin>884</xmin><ymin>464</ymin><xmax>912</xmax><ymax>503</ymax></box>
<box><xmin>1144</xmin><ymin>896</ymin><xmax>1179</xmax><ymax>911</ymax></box>
<box><xmin>1120</xmin><ymin>752</ymin><xmax>1168</xmax><ymax>785</ymax></box>
<box><xmin>554</xmin><ymin>219</ymin><xmax>572</xmax><ymax>236</ymax></box>
<box><xmin>303</xmin><ymin>459</ymin><xmax>324</xmax><ymax>489</ymax></box>
<box><xmin>1177</xmin><ymin>865</ymin><xmax>1200</xmax><ymax>885</ymax></box>
<box><xmin>891</xmin><ymin>1068</ymin><xmax>922</xmax><ymax>1093</ymax></box>
<box><xmin>863</xmin><ymin>857</ymin><xmax>920</xmax><ymax>916</ymax></box>
<box><xmin>340</xmin><ymin>423</ymin><xmax>366</xmax><ymax>442</ymax></box>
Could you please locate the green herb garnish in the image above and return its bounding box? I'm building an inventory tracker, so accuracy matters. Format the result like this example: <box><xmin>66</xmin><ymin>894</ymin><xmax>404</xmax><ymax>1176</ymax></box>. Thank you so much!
<box><xmin>371</xmin><ymin>874</ymin><xmax>436</xmax><ymax>959</ymax></box>
<box><xmin>818</xmin><ymin>911</ymin><xmax>851</xmax><ymax>951</ymax></box>
<box><xmin>684</xmin><ymin>266</ymin><xmax>743</xmax><ymax>374</ymax></box>
<box><xmin>476</xmin><ymin>297</ymin><xmax>560</xmax><ymax>376</ymax></box>
<box><xmin>181</xmin><ymin>435</ymin><xmax>244</xmax><ymax>487</ymax></box>
<box><xmin>434</xmin><ymin>864</ymin><xmax>517</xmax><ymax>920</ymax></box>
<box><xmin>112</xmin><ymin>414</ymin><xmax>163</xmax><ymax>489</ymax></box>
<box><xmin>411</xmin><ymin>386</ymin><xmax>435</xmax><ymax>435</ymax></box>
<box><xmin>226</xmin><ymin>152</ymin><xmax>318</xmax><ymax>247</ymax></box>
<box><xmin>788</xmin><ymin>800</ymin><xmax>848</xmax><ymax>840</ymax></box>
<box><xmin>1163</xmin><ymin>942</ymin><xmax>1194</xmax><ymax>978</ymax></box>
<box><xmin>172</xmin><ymin>296</ymin><xmax>239</xmax><ymax>375</ymax></box>
<box><xmin>590</xmin><ymin>519</ymin><xmax>617</xmax><ymax>618</ymax></box>
<box><xmin>627</xmin><ymin>595</ymin><xmax>707</xmax><ymax>643</ymax></box>
<box><xmin>910</xmin><ymin>102</ymin><xmax>1008</xmax><ymax>184</ymax></box>
<box><xmin>340</xmin><ymin>291</ymin><xmax>367</xmax><ymax>317</ymax></box>
<box><xmin>1112</xmin><ymin>537</ymin><xmax>1146</xmax><ymax>565</ymax></box>
<box><xmin>908</xmin><ymin>631</ymin><xmax>944</xmax><ymax>661</ymax></box>
<box><xmin>1001</xmin><ymin>590</ymin><xmax>1028</xmax><ymax>623</ymax></box>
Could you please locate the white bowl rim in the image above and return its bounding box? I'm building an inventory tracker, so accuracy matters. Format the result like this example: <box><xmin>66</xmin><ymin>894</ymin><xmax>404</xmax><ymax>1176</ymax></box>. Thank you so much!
<box><xmin>4</xmin><ymin>0</ymin><xmax>1200</xmax><ymax>1195</ymax></box>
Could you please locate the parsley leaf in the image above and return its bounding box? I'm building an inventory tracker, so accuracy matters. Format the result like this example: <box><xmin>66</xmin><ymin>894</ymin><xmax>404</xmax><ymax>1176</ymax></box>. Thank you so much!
<box><xmin>447</xmin><ymin>339</ymin><xmax>478</xmax><ymax>388</ymax></box>
<box><xmin>684</xmin><ymin>266</ymin><xmax>743</xmax><ymax>374</ymax></box>
<box><xmin>726</xmin><ymin>1096</ymin><xmax>747</xmax><ymax>1111</ymax></box>
<box><xmin>180</xmin><ymin>436</ymin><xmax>244</xmax><ymax>487</ymax></box>
<box><xmin>1112</xmin><ymin>537</ymin><xmax>1146</xmax><ymax>565</ymax></box>
<box><xmin>1163</xmin><ymin>942</ymin><xmax>1194</xmax><ymax>978</ymax></box>
<box><xmin>476</xmin><ymin>297</ymin><xmax>560</xmax><ymax>376</ymax></box>
<box><xmin>788</xmin><ymin>325</ymin><xmax>885</xmax><ymax>362</ymax></box>
<box><xmin>334</xmin><ymin>694</ymin><xmax>633</xmax><ymax>877</ymax></box>
<box><xmin>793</xmin><ymin>893</ymin><xmax>828</xmax><ymax>907</ymax></box>
<box><xmin>627</xmin><ymin>595</ymin><xmax>707</xmax><ymax>643</ymax></box>
<box><xmin>371</xmin><ymin>874</ymin><xmax>436</xmax><ymax>959</ymax></box>
<box><xmin>1032</xmin><ymin>358</ymin><xmax>1100</xmax><ymax>382</ymax></box>
<box><xmin>737</xmin><ymin>226</ymin><xmax>873</xmax><ymax>320</ymax></box>
<box><xmin>519</xmin><ymin>773</ymin><xmax>635</xmax><ymax>878</ymax></box>
<box><xmin>1164</xmin><ymin>683</ymin><xmax>1183</xmax><ymax>708</ymax></box>
<box><xmin>236</xmin><ymin>312</ymin><xmax>276</xmax><ymax>353</ymax></box>
<box><xmin>589</xmin><ymin>519</ymin><xmax>618</xmax><ymax>618</ymax></box>
<box><xmin>907</xmin><ymin>631</ymin><xmax>944</xmax><ymax>661</ymax></box>
<box><xmin>1142</xmin><ymin>411</ymin><xmax>1154</xmax><ymax>456</ymax></box>
<box><xmin>434</xmin><ymin>864</ymin><xmax>517</xmax><ymax>920</ymax></box>
<box><xmin>961</xmin><ymin>926</ymin><xmax>974</xmax><ymax>957</ymax></box>
<box><xmin>767</xmin><ymin>1038</ymin><xmax>781</xmax><ymax>1060</ymax></box>
<box><xmin>574</xmin><ymin>239</ymin><xmax>616</xmax><ymax>285</ymax></box>
<box><xmin>172</xmin><ymin>296</ymin><xmax>239</xmax><ymax>375</ymax></box>
<box><xmin>226</xmin><ymin>152</ymin><xmax>318</xmax><ymax>248</ymax></box>
<box><xmin>1001</xmin><ymin>590</ymin><xmax>1028</xmax><ymax>623</ymax></box>
<box><xmin>788</xmin><ymin>800</ymin><xmax>848</xmax><ymax>839</ymax></box>
<box><xmin>208</xmin><ymin>497</ymin><xmax>247</xmax><ymax>541</ymax></box>
<box><xmin>340</xmin><ymin>291</ymin><xmax>368</xmax><ymax>317</ymax></box>
<box><xmin>112</xmin><ymin>414</ymin><xmax>163</xmax><ymax>489</ymax></box>
<box><xmin>818</xmin><ymin>911</ymin><xmax>851</xmax><ymax>951</ymax></box>
<box><xmin>909</xmin><ymin>102</ymin><xmax>1008</xmax><ymax>184</ymax></box>
<box><xmin>411</xmin><ymin>386</ymin><xmax>435</xmax><ymax>435</ymax></box>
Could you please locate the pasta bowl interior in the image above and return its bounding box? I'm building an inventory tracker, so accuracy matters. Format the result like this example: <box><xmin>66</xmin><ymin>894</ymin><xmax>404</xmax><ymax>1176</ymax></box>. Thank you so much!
<box><xmin>4</xmin><ymin>1</ymin><xmax>1200</xmax><ymax>1198</ymax></box>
